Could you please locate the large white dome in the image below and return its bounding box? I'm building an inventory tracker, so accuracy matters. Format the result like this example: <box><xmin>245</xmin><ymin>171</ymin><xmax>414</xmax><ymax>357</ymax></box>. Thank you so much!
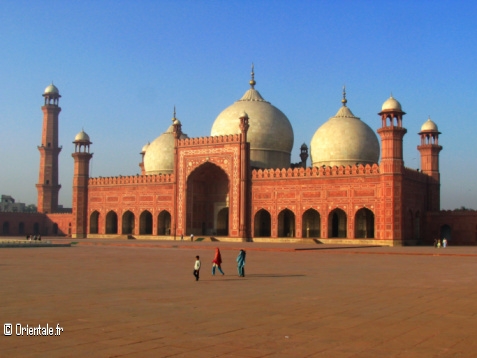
<box><xmin>310</xmin><ymin>99</ymin><xmax>380</xmax><ymax>167</ymax></box>
<box><xmin>144</xmin><ymin>118</ymin><xmax>188</xmax><ymax>175</ymax></box>
<box><xmin>210</xmin><ymin>72</ymin><xmax>294</xmax><ymax>169</ymax></box>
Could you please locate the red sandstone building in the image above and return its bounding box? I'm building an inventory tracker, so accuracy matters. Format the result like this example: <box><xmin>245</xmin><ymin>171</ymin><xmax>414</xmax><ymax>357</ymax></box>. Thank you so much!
<box><xmin>2</xmin><ymin>75</ymin><xmax>477</xmax><ymax>245</ymax></box>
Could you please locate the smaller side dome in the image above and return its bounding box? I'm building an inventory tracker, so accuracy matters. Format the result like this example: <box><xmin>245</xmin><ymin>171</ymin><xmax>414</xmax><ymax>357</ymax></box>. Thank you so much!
<box><xmin>44</xmin><ymin>83</ymin><xmax>60</xmax><ymax>95</ymax></box>
<box><xmin>74</xmin><ymin>129</ymin><xmax>90</xmax><ymax>142</ymax></box>
<box><xmin>421</xmin><ymin>117</ymin><xmax>438</xmax><ymax>132</ymax></box>
<box><xmin>141</xmin><ymin>142</ymin><xmax>150</xmax><ymax>153</ymax></box>
<box><xmin>381</xmin><ymin>95</ymin><xmax>402</xmax><ymax>111</ymax></box>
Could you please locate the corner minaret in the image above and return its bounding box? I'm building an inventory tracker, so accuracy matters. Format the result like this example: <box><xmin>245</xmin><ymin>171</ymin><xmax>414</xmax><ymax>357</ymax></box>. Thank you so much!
<box><xmin>377</xmin><ymin>95</ymin><xmax>407</xmax><ymax>173</ymax></box>
<box><xmin>36</xmin><ymin>83</ymin><xmax>62</xmax><ymax>213</ymax></box>
<box><xmin>139</xmin><ymin>142</ymin><xmax>149</xmax><ymax>175</ymax></box>
<box><xmin>417</xmin><ymin>117</ymin><xmax>442</xmax><ymax>211</ymax></box>
<box><xmin>72</xmin><ymin>130</ymin><xmax>93</xmax><ymax>239</ymax></box>
<box><xmin>376</xmin><ymin>95</ymin><xmax>407</xmax><ymax>243</ymax></box>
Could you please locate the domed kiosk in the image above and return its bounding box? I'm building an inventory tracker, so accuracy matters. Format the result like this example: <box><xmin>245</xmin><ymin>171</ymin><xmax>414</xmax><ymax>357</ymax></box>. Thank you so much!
<box><xmin>310</xmin><ymin>89</ymin><xmax>380</xmax><ymax>167</ymax></box>
<box><xmin>143</xmin><ymin>110</ymin><xmax>188</xmax><ymax>175</ymax></box>
<box><xmin>211</xmin><ymin>66</ymin><xmax>294</xmax><ymax>169</ymax></box>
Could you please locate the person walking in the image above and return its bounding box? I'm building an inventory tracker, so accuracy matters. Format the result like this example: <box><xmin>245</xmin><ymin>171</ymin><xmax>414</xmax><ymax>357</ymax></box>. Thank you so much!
<box><xmin>193</xmin><ymin>255</ymin><xmax>201</xmax><ymax>281</ymax></box>
<box><xmin>190</xmin><ymin>233</ymin><xmax>194</xmax><ymax>242</ymax></box>
<box><xmin>443</xmin><ymin>238</ymin><xmax>447</xmax><ymax>248</ymax></box>
<box><xmin>212</xmin><ymin>247</ymin><xmax>225</xmax><ymax>275</ymax></box>
<box><xmin>237</xmin><ymin>249</ymin><xmax>246</xmax><ymax>277</ymax></box>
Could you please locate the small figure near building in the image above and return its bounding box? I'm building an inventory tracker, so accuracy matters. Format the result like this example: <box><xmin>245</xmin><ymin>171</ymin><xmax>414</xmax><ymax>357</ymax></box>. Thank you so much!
<box><xmin>237</xmin><ymin>249</ymin><xmax>246</xmax><ymax>277</ymax></box>
<box><xmin>212</xmin><ymin>248</ymin><xmax>225</xmax><ymax>275</ymax></box>
<box><xmin>193</xmin><ymin>255</ymin><xmax>201</xmax><ymax>281</ymax></box>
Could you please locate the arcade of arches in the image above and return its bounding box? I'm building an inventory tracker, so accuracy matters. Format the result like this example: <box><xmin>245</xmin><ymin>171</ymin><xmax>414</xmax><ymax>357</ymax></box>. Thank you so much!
<box><xmin>91</xmin><ymin>210</ymin><xmax>172</xmax><ymax>236</ymax></box>
<box><xmin>253</xmin><ymin>207</ymin><xmax>375</xmax><ymax>239</ymax></box>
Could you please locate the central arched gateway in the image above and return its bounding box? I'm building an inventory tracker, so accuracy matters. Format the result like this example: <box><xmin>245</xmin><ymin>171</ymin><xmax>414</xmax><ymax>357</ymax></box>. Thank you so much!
<box><xmin>186</xmin><ymin>162</ymin><xmax>229</xmax><ymax>236</ymax></box>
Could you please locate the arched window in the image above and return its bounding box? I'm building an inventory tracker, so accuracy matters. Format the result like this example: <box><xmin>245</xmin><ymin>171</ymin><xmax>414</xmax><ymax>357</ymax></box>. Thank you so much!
<box><xmin>122</xmin><ymin>211</ymin><xmax>135</xmax><ymax>235</ymax></box>
<box><xmin>140</xmin><ymin>210</ymin><xmax>153</xmax><ymax>235</ymax></box>
<box><xmin>90</xmin><ymin>211</ymin><xmax>100</xmax><ymax>234</ymax></box>
<box><xmin>354</xmin><ymin>208</ymin><xmax>374</xmax><ymax>238</ymax></box>
<box><xmin>105</xmin><ymin>211</ymin><xmax>118</xmax><ymax>234</ymax></box>
<box><xmin>254</xmin><ymin>209</ymin><xmax>271</xmax><ymax>237</ymax></box>
<box><xmin>302</xmin><ymin>209</ymin><xmax>320</xmax><ymax>238</ymax></box>
<box><xmin>278</xmin><ymin>209</ymin><xmax>295</xmax><ymax>237</ymax></box>
<box><xmin>157</xmin><ymin>210</ymin><xmax>171</xmax><ymax>235</ymax></box>
<box><xmin>328</xmin><ymin>208</ymin><xmax>347</xmax><ymax>238</ymax></box>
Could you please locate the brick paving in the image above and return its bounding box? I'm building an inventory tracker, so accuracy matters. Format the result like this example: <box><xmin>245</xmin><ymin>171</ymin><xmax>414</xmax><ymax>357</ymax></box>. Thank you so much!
<box><xmin>1</xmin><ymin>238</ymin><xmax>477</xmax><ymax>357</ymax></box>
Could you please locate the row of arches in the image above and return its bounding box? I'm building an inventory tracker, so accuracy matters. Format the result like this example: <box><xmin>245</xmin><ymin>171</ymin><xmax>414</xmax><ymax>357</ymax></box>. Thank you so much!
<box><xmin>88</xmin><ymin>207</ymin><xmax>374</xmax><ymax>238</ymax></box>
<box><xmin>1</xmin><ymin>221</ymin><xmax>59</xmax><ymax>236</ymax></box>
<box><xmin>254</xmin><ymin>207</ymin><xmax>375</xmax><ymax>238</ymax></box>
<box><xmin>90</xmin><ymin>210</ymin><xmax>171</xmax><ymax>235</ymax></box>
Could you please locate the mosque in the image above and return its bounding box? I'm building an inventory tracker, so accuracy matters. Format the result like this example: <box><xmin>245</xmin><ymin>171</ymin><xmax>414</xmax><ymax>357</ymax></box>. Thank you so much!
<box><xmin>2</xmin><ymin>69</ymin><xmax>477</xmax><ymax>245</ymax></box>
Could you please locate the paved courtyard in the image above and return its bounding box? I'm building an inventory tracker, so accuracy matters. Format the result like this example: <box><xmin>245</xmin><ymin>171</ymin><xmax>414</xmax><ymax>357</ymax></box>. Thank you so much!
<box><xmin>1</xmin><ymin>239</ymin><xmax>477</xmax><ymax>357</ymax></box>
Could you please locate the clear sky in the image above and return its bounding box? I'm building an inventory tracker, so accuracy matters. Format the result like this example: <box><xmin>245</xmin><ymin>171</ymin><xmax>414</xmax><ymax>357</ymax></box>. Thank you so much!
<box><xmin>1</xmin><ymin>0</ymin><xmax>476</xmax><ymax>210</ymax></box>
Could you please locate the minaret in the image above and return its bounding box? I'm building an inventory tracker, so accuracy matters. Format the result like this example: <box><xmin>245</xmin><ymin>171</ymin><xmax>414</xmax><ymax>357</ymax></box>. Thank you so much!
<box><xmin>172</xmin><ymin>107</ymin><xmax>183</xmax><ymax>239</ymax></box>
<box><xmin>377</xmin><ymin>95</ymin><xmax>407</xmax><ymax>242</ymax></box>
<box><xmin>72</xmin><ymin>130</ymin><xmax>93</xmax><ymax>239</ymax></box>
<box><xmin>239</xmin><ymin>111</ymin><xmax>250</xmax><ymax>240</ymax></box>
<box><xmin>36</xmin><ymin>83</ymin><xmax>62</xmax><ymax>213</ymax></box>
<box><xmin>139</xmin><ymin>142</ymin><xmax>149</xmax><ymax>175</ymax></box>
<box><xmin>417</xmin><ymin>117</ymin><xmax>442</xmax><ymax>211</ymax></box>
<box><xmin>377</xmin><ymin>94</ymin><xmax>407</xmax><ymax>173</ymax></box>
<box><xmin>300</xmin><ymin>143</ymin><xmax>308</xmax><ymax>168</ymax></box>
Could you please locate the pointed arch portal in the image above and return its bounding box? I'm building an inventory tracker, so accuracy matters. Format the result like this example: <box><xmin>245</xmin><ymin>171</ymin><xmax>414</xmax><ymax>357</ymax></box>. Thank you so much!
<box><xmin>302</xmin><ymin>209</ymin><xmax>320</xmax><ymax>238</ymax></box>
<box><xmin>90</xmin><ymin>211</ymin><xmax>99</xmax><ymax>234</ymax></box>
<box><xmin>186</xmin><ymin>162</ymin><xmax>229</xmax><ymax>236</ymax></box>
<box><xmin>122</xmin><ymin>211</ymin><xmax>135</xmax><ymax>235</ymax></box>
<box><xmin>254</xmin><ymin>209</ymin><xmax>271</xmax><ymax>237</ymax></box>
<box><xmin>158</xmin><ymin>210</ymin><xmax>171</xmax><ymax>235</ymax></box>
<box><xmin>105</xmin><ymin>211</ymin><xmax>118</xmax><ymax>234</ymax></box>
<box><xmin>140</xmin><ymin>210</ymin><xmax>153</xmax><ymax>235</ymax></box>
<box><xmin>355</xmin><ymin>208</ymin><xmax>374</xmax><ymax>238</ymax></box>
<box><xmin>278</xmin><ymin>209</ymin><xmax>295</xmax><ymax>237</ymax></box>
<box><xmin>328</xmin><ymin>208</ymin><xmax>347</xmax><ymax>238</ymax></box>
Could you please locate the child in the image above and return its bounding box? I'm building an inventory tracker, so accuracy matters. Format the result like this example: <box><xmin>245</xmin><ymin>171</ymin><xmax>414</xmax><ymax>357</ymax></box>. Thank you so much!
<box><xmin>193</xmin><ymin>255</ymin><xmax>201</xmax><ymax>281</ymax></box>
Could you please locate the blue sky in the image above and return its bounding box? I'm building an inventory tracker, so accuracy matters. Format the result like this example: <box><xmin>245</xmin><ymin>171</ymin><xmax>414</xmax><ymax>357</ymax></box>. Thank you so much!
<box><xmin>1</xmin><ymin>0</ymin><xmax>476</xmax><ymax>210</ymax></box>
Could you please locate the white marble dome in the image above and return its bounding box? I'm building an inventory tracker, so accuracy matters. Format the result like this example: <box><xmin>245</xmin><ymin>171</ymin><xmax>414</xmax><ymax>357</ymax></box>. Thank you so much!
<box><xmin>421</xmin><ymin>117</ymin><xmax>438</xmax><ymax>132</ymax></box>
<box><xmin>44</xmin><ymin>83</ymin><xmax>60</xmax><ymax>95</ymax></box>
<box><xmin>381</xmin><ymin>95</ymin><xmax>402</xmax><ymax>112</ymax></box>
<box><xmin>141</xmin><ymin>142</ymin><xmax>150</xmax><ymax>154</ymax></box>
<box><xmin>210</xmin><ymin>75</ymin><xmax>294</xmax><ymax>169</ymax></box>
<box><xmin>310</xmin><ymin>101</ymin><xmax>380</xmax><ymax>167</ymax></box>
<box><xmin>144</xmin><ymin>119</ymin><xmax>188</xmax><ymax>175</ymax></box>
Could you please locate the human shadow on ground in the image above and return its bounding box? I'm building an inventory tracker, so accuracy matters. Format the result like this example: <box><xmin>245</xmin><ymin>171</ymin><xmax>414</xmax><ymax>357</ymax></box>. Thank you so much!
<box><xmin>244</xmin><ymin>274</ymin><xmax>305</xmax><ymax>278</ymax></box>
<box><xmin>295</xmin><ymin>245</ymin><xmax>382</xmax><ymax>251</ymax></box>
<box><xmin>206</xmin><ymin>274</ymin><xmax>305</xmax><ymax>280</ymax></box>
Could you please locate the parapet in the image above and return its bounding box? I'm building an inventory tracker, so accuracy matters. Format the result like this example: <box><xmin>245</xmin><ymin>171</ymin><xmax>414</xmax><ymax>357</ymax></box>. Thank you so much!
<box><xmin>251</xmin><ymin>163</ymin><xmax>380</xmax><ymax>179</ymax></box>
<box><xmin>89</xmin><ymin>174</ymin><xmax>174</xmax><ymax>186</ymax></box>
<box><xmin>178</xmin><ymin>134</ymin><xmax>242</xmax><ymax>147</ymax></box>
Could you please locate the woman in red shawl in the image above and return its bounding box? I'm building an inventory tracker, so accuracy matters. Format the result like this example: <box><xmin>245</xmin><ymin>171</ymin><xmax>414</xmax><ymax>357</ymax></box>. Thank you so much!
<box><xmin>212</xmin><ymin>247</ymin><xmax>225</xmax><ymax>275</ymax></box>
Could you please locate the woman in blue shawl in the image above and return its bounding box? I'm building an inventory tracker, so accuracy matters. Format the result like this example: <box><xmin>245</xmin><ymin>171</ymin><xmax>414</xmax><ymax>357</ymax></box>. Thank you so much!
<box><xmin>236</xmin><ymin>249</ymin><xmax>246</xmax><ymax>277</ymax></box>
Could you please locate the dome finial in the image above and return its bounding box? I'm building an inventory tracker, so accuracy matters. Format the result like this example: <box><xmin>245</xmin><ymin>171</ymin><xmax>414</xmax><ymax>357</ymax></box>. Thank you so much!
<box><xmin>341</xmin><ymin>85</ymin><xmax>347</xmax><ymax>106</ymax></box>
<box><xmin>249</xmin><ymin>63</ymin><xmax>256</xmax><ymax>89</ymax></box>
<box><xmin>172</xmin><ymin>105</ymin><xmax>176</xmax><ymax>122</ymax></box>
